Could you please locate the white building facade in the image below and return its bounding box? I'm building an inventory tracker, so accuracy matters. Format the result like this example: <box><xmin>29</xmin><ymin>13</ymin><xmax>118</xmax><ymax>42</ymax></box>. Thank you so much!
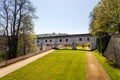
<box><xmin>37</xmin><ymin>34</ymin><xmax>96</xmax><ymax>50</ymax></box>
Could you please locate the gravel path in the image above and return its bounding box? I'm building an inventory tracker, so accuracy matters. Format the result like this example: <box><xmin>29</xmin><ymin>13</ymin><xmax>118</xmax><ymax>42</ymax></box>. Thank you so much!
<box><xmin>0</xmin><ymin>50</ymin><xmax>55</xmax><ymax>78</ymax></box>
<box><xmin>86</xmin><ymin>51</ymin><xmax>111</xmax><ymax>80</ymax></box>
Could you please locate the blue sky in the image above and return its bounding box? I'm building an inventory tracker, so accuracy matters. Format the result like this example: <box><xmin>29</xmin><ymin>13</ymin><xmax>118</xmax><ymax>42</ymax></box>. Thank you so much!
<box><xmin>30</xmin><ymin>0</ymin><xmax>99</xmax><ymax>34</ymax></box>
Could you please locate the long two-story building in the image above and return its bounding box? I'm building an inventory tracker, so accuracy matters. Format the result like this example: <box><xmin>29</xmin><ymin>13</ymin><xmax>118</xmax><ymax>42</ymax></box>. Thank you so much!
<box><xmin>37</xmin><ymin>33</ymin><xmax>96</xmax><ymax>50</ymax></box>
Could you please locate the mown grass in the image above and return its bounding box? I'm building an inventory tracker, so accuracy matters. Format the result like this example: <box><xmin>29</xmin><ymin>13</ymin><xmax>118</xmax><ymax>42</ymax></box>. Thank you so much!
<box><xmin>0</xmin><ymin>49</ymin><xmax>86</xmax><ymax>80</ymax></box>
<box><xmin>94</xmin><ymin>50</ymin><xmax>120</xmax><ymax>80</ymax></box>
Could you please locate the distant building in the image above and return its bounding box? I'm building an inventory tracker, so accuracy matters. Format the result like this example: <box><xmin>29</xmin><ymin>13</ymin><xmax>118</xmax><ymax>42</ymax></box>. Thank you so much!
<box><xmin>37</xmin><ymin>33</ymin><xmax>96</xmax><ymax>50</ymax></box>
<box><xmin>37</xmin><ymin>33</ymin><xmax>68</xmax><ymax>37</ymax></box>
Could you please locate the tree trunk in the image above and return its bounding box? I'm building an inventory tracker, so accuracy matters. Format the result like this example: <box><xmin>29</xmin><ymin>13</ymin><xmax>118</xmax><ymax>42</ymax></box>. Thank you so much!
<box><xmin>23</xmin><ymin>44</ymin><xmax>26</xmax><ymax>55</ymax></box>
<box><xmin>119</xmin><ymin>26</ymin><xmax>120</xmax><ymax>33</ymax></box>
<box><xmin>23</xmin><ymin>29</ymin><xmax>26</xmax><ymax>55</ymax></box>
<box><xmin>8</xmin><ymin>36</ymin><xmax>18</xmax><ymax>59</ymax></box>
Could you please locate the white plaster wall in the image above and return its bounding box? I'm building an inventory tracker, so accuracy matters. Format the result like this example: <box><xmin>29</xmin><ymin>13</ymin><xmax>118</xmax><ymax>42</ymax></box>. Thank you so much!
<box><xmin>37</xmin><ymin>35</ymin><xmax>96</xmax><ymax>50</ymax></box>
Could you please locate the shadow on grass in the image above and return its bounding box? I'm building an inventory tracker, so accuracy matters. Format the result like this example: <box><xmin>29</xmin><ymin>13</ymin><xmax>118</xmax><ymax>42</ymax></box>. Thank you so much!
<box><xmin>105</xmin><ymin>59</ymin><xmax>120</xmax><ymax>69</ymax></box>
<box><xmin>94</xmin><ymin>50</ymin><xmax>120</xmax><ymax>69</ymax></box>
<box><xmin>55</xmin><ymin>48</ymin><xmax>90</xmax><ymax>51</ymax></box>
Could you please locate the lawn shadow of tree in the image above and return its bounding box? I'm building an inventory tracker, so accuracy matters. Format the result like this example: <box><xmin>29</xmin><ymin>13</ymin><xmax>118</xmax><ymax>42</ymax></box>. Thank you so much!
<box><xmin>105</xmin><ymin>59</ymin><xmax>120</xmax><ymax>69</ymax></box>
<box><xmin>56</xmin><ymin>48</ymin><xmax>90</xmax><ymax>51</ymax></box>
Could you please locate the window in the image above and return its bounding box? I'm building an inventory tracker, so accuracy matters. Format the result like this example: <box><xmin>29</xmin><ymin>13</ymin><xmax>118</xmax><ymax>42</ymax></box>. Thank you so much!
<box><xmin>50</xmin><ymin>40</ymin><xmax>52</xmax><ymax>42</ymax></box>
<box><xmin>37</xmin><ymin>40</ymin><xmax>39</xmax><ymax>43</ymax></box>
<box><xmin>79</xmin><ymin>38</ymin><xmax>82</xmax><ymax>41</ymax></box>
<box><xmin>45</xmin><ymin>40</ymin><xmax>47</xmax><ymax>42</ymax></box>
<box><xmin>87</xmin><ymin>38</ymin><xmax>90</xmax><ymax>41</ymax></box>
<box><xmin>66</xmin><ymin>39</ymin><xmax>68</xmax><ymax>42</ymax></box>
<box><xmin>60</xmin><ymin>39</ymin><xmax>62</xmax><ymax>42</ymax></box>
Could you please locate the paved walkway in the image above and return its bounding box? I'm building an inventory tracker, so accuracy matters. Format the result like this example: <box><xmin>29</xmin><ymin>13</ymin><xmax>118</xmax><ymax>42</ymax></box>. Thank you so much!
<box><xmin>86</xmin><ymin>51</ymin><xmax>111</xmax><ymax>80</ymax></box>
<box><xmin>0</xmin><ymin>50</ymin><xmax>55</xmax><ymax>78</ymax></box>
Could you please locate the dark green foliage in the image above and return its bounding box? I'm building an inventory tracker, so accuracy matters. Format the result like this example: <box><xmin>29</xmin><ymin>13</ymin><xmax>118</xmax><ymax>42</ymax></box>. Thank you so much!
<box><xmin>38</xmin><ymin>33</ymin><xmax>68</xmax><ymax>37</ymax></box>
<box><xmin>97</xmin><ymin>35</ymin><xmax>111</xmax><ymax>53</ymax></box>
<box><xmin>90</xmin><ymin>0</ymin><xmax>120</xmax><ymax>53</ymax></box>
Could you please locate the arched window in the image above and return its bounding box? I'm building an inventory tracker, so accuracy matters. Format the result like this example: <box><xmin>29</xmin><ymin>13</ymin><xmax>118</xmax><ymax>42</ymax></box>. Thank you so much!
<box><xmin>87</xmin><ymin>38</ymin><xmax>90</xmax><ymax>41</ymax></box>
<box><xmin>45</xmin><ymin>40</ymin><xmax>47</xmax><ymax>42</ymax></box>
<box><xmin>37</xmin><ymin>40</ymin><xmax>39</xmax><ymax>43</ymax></box>
<box><xmin>79</xmin><ymin>38</ymin><xmax>82</xmax><ymax>41</ymax></box>
<box><xmin>66</xmin><ymin>39</ymin><xmax>68</xmax><ymax>42</ymax></box>
<box><xmin>60</xmin><ymin>39</ymin><xmax>62</xmax><ymax>42</ymax></box>
<box><xmin>50</xmin><ymin>39</ymin><xmax>52</xmax><ymax>42</ymax></box>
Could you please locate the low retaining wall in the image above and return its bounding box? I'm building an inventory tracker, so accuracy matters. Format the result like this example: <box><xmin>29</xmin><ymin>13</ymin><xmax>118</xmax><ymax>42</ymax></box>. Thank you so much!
<box><xmin>104</xmin><ymin>34</ymin><xmax>120</xmax><ymax>66</ymax></box>
<box><xmin>0</xmin><ymin>49</ymin><xmax>52</xmax><ymax>68</ymax></box>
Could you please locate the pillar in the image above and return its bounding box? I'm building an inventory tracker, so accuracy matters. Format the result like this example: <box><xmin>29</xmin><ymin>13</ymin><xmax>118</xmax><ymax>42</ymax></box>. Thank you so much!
<box><xmin>72</xmin><ymin>42</ymin><xmax>77</xmax><ymax>50</ymax></box>
<box><xmin>90</xmin><ymin>42</ymin><xmax>96</xmax><ymax>50</ymax></box>
<box><xmin>53</xmin><ymin>42</ymin><xmax>58</xmax><ymax>49</ymax></box>
<box><xmin>40</xmin><ymin>41</ymin><xmax>43</xmax><ymax>50</ymax></box>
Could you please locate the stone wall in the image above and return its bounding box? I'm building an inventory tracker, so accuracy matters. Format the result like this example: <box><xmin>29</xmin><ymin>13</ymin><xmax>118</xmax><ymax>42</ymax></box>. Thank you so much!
<box><xmin>104</xmin><ymin>34</ymin><xmax>120</xmax><ymax>66</ymax></box>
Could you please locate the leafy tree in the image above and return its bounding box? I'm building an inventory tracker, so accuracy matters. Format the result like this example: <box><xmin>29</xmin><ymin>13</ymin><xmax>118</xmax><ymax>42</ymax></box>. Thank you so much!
<box><xmin>18</xmin><ymin>33</ymin><xmax>38</xmax><ymax>56</ymax></box>
<box><xmin>90</xmin><ymin>0</ymin><xmax>120</xmax><ymax>35</ymax></box>
<box><xmin>89</xmin><ymin>0</ymin><xmax>120</xmax><ymax>52</ymax></box>
<box><xmin>18</xmin><ymin>16</ymin><xmax>38</xmax><ymax>56</ymax></box>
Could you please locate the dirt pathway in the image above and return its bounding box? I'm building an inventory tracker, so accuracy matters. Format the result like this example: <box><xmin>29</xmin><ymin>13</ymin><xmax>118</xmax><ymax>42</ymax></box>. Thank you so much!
<box><xmin>86</xmin><ymin>51</ymin><xmax>111</xmax><ymax>80</ymax></box>
<box><xmin>0</xmin><ymin>50</ymin><xmax>55</xmax><ymax>78</ymax></box>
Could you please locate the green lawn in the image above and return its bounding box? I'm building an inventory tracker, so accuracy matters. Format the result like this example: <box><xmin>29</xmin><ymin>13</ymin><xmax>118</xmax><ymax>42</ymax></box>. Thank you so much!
<box><xmin>1</xmin><ymin>49</ymin><xmax>86</xmax><ymax>80</ymax></box>
<box><xmin>94</xmin><ymin>50</ymin><xmax>120</xmax><ymax>80</ymax></box>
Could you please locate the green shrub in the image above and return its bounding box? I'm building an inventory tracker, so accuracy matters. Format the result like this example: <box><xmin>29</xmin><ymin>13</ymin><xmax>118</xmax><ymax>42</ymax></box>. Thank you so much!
<box><xmin>97</xmin><ymin>35</ymin><xmax>111</xmax><ymax>53</ymax></box>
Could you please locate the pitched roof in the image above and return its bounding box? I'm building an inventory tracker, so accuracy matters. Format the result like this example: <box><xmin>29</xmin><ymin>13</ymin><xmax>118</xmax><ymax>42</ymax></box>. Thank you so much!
<box><xmin>37</xmin><ymin>33</ymin><xmax>92</xmax><ymax>39</ymax></box>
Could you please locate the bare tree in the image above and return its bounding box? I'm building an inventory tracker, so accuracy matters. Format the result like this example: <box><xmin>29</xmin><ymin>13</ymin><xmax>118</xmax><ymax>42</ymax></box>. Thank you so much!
<box><xmin>0</xmin><ymin>0</ymin><xmax>36</xmax><ymax>59</ymax></box>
